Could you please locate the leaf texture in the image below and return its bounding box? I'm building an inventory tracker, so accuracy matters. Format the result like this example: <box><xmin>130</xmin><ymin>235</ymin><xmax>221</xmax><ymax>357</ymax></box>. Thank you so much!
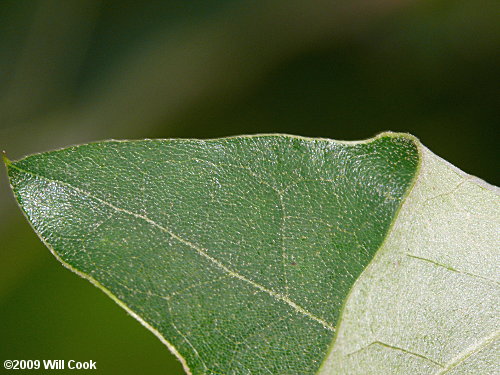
<box><xmin>5</xmin><ymin>133</ymin><xmax>497</xmax><ymax>374</ymax></box>
<box><xmin>319</xmin><ymin>145</ymin><xmax>499</xmax><ymax>375</ymax></box>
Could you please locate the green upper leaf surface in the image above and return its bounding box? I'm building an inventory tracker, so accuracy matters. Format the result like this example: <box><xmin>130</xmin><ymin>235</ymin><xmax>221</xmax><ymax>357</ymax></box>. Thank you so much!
<box><xmin>6</xmin><ymin>133</ymin><xmax>419</xmax><ymax>374</ymax></box>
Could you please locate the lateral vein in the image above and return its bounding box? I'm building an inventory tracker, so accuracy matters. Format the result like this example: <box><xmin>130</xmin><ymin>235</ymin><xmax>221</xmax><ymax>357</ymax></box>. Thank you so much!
<box><xmin>434</xmin><ymin>330</ymin><xmax>499</xmax><ymax>374</ymax></box>
<box><xmin>347</xmin><ymin>341</ymin><xmax>444</xmax><ymax>368</ymax></box>
<box><xmin>11</xmin><ymin>164</ymin><xmax>335</xmax><ymax>332</ymax></box>
<box><xmin>406</xmin><ymin>254</ymin><xmax>499</xmax><ymax>285</ymax></box>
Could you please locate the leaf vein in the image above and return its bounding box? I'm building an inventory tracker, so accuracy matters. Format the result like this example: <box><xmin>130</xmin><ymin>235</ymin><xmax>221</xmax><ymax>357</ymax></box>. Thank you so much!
<box><xmin>406</xmin><ymin>254</ymin><xmax>499</xmax><ymax>285</ymax></box>
<box><xmin>434</xmin><ymin>330</ymin><xmax>499</xmax><ymax>374</ymax></box>
<box><xmin>347</xmin><ymin>341</ymin><xmax>444</xmax><ymax>368</ymax></box>
<box><xmin>11</xmin><ymin>163</ymin><xmax>335</xmax><ymax>331</ymax></box>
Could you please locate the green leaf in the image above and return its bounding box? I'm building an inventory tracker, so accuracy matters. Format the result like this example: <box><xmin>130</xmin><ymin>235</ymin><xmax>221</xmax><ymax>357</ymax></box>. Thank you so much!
<box><xmin>5</xmin><ymin>133</ymin><xmax>498</xmax><ymax>375</ymax></box>
<box><xmin>319</xmin><ymin>142</ymin><xmax>499</xmax><ymax>375</ymax></box>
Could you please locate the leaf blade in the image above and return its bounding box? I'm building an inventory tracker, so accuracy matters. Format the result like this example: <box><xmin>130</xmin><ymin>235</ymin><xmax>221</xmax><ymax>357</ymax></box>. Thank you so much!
<box><xmin>319</xmin><ymin>146</ymin><xmax>499</xmax><ymax>375</ymax></box>
<box><xmin>7</xmin><ymin>134</ymin><xmax>420</xmax><ymax>374</ymax></box>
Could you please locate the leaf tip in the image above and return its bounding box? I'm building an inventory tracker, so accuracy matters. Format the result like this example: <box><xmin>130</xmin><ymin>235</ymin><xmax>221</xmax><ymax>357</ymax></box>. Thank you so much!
<box><xmin>2</xmin><ymin>151</ymin><xmax>12</xmax><ymax>167</ymax></box>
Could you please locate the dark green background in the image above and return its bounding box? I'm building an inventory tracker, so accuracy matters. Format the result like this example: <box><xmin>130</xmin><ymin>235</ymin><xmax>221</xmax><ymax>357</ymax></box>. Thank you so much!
<box><xmin>0</xmin><ymin>1</ymin><xmax>498</xmax><ymax>374</ymax></box>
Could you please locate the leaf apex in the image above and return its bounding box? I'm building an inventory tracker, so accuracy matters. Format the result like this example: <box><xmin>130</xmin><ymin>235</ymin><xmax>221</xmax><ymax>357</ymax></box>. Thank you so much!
<box><xmin>2</xmin><ymin>151</ymin><xmax>12</xmax><ymax>166</ymax></box>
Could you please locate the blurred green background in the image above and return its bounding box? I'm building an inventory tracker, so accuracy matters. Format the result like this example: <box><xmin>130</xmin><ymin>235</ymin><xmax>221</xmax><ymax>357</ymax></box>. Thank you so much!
<box><xmin>1</xmin><ymin>1</ymin><xmax>498</xmax><ymax>374</ymax></box>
